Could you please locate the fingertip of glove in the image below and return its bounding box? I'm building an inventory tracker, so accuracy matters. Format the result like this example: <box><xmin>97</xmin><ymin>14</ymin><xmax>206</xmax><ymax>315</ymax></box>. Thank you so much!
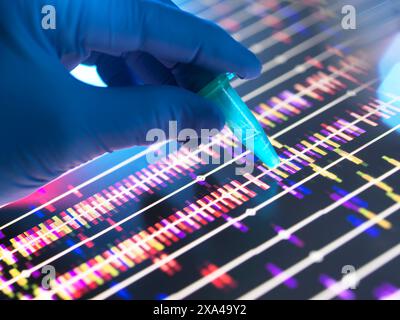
<box><xmin>238</xmin><ymin>50</ymin><xmax>262</xmax><ymax>80</ymax></box>
<box><xmin>249</xmin><ymin>53</ymin><xmax>263</xmax><ymax>79</ymax></box>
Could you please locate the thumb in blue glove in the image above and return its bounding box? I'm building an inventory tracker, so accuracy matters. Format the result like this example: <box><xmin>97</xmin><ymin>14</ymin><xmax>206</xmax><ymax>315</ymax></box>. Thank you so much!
<box><xmin>0</xmin><ymin>0</ymin><xmax>261</xmax><ymax>205</ymax></box>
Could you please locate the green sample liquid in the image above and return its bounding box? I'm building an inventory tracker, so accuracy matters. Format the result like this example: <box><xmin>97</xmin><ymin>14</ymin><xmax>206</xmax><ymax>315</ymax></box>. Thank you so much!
<box><xmin>199</xmin><ymin>73</ymin><xmax>280</xmax><ymax>168</ymax></box>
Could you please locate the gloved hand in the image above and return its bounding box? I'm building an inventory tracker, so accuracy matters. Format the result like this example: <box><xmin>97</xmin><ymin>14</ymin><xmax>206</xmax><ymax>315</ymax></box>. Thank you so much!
<box><xmin>0</xmin><ymin>0</ymin><xmax>261</xmax><ymax>206</ymax></box>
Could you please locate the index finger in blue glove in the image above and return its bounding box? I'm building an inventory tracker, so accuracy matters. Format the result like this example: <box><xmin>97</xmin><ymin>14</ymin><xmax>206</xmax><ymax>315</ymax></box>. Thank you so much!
<box><xmin>83</xmin><ymin>0</ymin><xmax>261</xmax><ymax>79</ymax></box>
<box><xmin>70</xmin><ymin>80</ymin><xmax>225</xmax><ymax>152</ymax></box>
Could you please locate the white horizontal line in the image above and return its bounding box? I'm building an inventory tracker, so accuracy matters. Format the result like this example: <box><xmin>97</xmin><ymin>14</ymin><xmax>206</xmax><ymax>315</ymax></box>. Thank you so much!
<box><xmin>0</xmin><ymin>146</ymin><xmax>165</xmax><ymax>231</ymax></box>
<box><xmin>168</xmin><ymin>165</ymin><xmax>400</xmax><ymax>299</ymax></box>
<box><xmin>238</xmin><ymin>203</ymin><xmax>400</xmax><ymax>299</ymax></box>
<box><xmin>311</xmin><ymin>242</ymin><xmax>400</xmax><ymax>300</ymax></box>
<box><xmin>92</xmin><ymin>122</ymin><xmax>400</xmax><ymax>300</ymax></box>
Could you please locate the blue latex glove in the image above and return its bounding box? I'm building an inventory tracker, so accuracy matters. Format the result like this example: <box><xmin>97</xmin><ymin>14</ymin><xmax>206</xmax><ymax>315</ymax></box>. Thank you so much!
<box><xmin>0</xmin><ymin>0</ymin><xmax>261</xmax><ymax>205</ymax></box>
